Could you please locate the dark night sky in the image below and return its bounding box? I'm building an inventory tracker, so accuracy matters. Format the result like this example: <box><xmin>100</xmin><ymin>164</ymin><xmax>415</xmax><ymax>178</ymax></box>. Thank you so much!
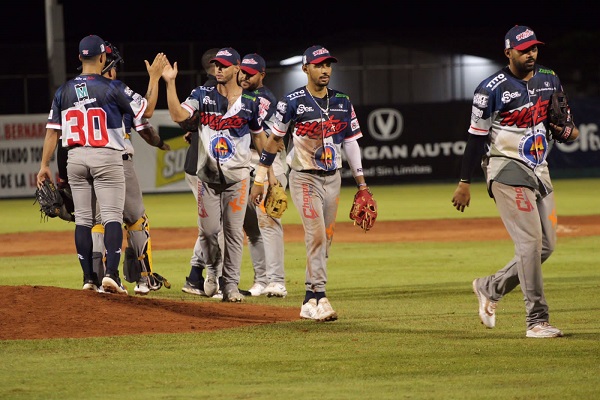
<box><xmin>3</xmin><ymin>1</ymin><xmax>600</xmax><ymax>96</ymax></box>
<box><xmin>6</xmin><ymin>1</ymin><xmax>599</xmax><ymax>62</ymax></box>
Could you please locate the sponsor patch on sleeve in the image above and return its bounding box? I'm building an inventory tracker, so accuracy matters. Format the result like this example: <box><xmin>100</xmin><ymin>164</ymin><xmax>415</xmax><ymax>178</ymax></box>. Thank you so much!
<box><xmin>473</xmin><ymin>93</ymin><xmax>488</xmax><ymax>108</ymax></box>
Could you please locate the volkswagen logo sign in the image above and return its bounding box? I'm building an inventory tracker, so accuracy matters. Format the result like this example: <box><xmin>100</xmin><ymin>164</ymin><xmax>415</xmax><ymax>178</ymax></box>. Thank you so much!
<box><xmin>367</xmin><ymin>108</ymin><xmax>403</xmax><ymax>141</ymax></box>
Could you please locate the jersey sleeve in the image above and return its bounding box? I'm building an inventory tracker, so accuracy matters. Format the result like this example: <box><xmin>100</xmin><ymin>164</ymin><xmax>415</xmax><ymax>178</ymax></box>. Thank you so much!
<box><xmin>46</xmin><ymin>85</ymin><xmax>64</xmax><ymax>130</ymax></box>
<box><xmin>344</xmin><ymin>103</ymin><xmax>363</xmax><ymax>142</ymax></box>
<box><xmin>468</xmin><ymin>85</ymin><xmax>494</xmax><ymax>136</ymax></box>
<box><xmin>181</xmin><ymin>87</ymin><xmax>202</xmax><ymax>117</ymax></box>
<box><xmin>269</xmin><ymin>98</ymin><xmax>293</xmax><ymax>137</ymax></box>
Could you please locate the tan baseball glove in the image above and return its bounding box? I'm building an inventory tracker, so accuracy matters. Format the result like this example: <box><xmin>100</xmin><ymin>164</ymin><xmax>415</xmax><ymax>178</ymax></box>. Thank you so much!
<box><xmin>263</xmin><ymin>181</ymin><xmax>288</xmax><ymax>219</ymax></box>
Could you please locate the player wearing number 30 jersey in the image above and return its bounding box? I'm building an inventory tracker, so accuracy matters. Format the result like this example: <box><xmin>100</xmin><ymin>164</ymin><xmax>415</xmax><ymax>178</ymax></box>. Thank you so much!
<box><xmin>38</xmin><ymin>34</ymin><xmax>167</xmax><ymax>295</ymax></box>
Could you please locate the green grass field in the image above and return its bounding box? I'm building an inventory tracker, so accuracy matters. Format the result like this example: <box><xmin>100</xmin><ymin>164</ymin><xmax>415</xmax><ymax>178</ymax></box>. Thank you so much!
<box><xmin>1</xmin><ymin>179</ymin><xmax>599</xmax><ymax>399</ymax></box>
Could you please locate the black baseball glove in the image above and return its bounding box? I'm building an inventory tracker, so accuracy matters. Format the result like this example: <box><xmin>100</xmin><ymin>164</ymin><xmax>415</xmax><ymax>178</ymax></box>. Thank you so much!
<box><xmin>547</xmin><ymin>92</ymin><xmax>575</xmax><ymax>143</ymax></box>
<box><xmin>34</xmin><ymin>179</ymin><xmax>75</xmax><ymax>222</ymax></box>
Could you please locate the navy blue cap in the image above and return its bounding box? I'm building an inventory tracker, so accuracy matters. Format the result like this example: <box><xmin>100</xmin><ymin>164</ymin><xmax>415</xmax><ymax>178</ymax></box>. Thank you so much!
<box><xmin>210</xmin><ymin>47</ymin><xmax>241</xmax><ymax>66</ymax></box>
<box><xmin>302</xmin><ymin>45</ymin><xmax>338</xmax><ymax>65</ymax></box>
<box><xmin>79</xmin><ymin>35</ymin><xmax>106</xmax><ymax>57</ymax></box>
<box><xmin>504</xmin><ymin>25</ymin><xmax>544</xmax><ymax>51</ymax></box>
<box><xmin>240</xmin><ymin>53</ymin><xmax>266</xmax><ymax>75</ymax></box>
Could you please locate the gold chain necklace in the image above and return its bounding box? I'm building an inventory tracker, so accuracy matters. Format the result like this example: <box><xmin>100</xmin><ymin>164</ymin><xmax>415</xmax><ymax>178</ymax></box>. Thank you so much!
<box><xmin>306</xmin><ymin>86</ymin><xmax>329</xmax><ymax>117</ymax></box>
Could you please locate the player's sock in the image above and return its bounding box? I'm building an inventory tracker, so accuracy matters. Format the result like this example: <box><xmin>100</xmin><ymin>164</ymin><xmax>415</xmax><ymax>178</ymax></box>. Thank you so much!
<box><xmin>104</xmin><ymin>221</ymin><xmax>123</xmax><ymax>275</ymax></box>
<box><xmin>188</xmin><ymin>265</ymin><xmax>204</xmax><ymax>282</ymax></box>
<box><xmin>303</xmin><ymin>290</ymin><xmax>316</xmax><ymax>304</ymax></box>
<box><xmin>74</xmin><ymin>225</ymin><xmax>93</xmax><ymax>277</ymax></box>
<box><xmin>315</xmin><ymin>292</ymin><xmax>326</xmax><ymax>302</ymax></box>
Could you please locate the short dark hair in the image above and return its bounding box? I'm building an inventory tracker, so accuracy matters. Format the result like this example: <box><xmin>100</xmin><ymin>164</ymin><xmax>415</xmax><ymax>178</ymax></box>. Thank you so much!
<box><xmin>202</xmin><ymin>48</ymin><xmax>220</xmax><ymax>74</ymax></box>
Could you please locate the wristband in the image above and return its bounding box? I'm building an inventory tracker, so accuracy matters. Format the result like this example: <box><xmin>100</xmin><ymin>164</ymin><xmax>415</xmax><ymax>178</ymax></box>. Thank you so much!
<box><xmin>357</xmin><ymin>183</ymin><xmax>367</xmax><ymax>189</ymax></box>
<box><xmin>259</xmin><ymin>150</ymin><xmax>276</xmax><ymax>166</ymax></box>
<box><xmin>460</xmin><ymin>179</ymin><xmax>471</xmax><ymax>184</ymax></box>
<box><xmin>254</xmin><ymin>165</ymin><xmax>268</xmax><ymax>184</ymax></box>
<box><xmin>253</xmin><ymin>180</ymin><xmax>265</xmax><ymax>186</ymax></box>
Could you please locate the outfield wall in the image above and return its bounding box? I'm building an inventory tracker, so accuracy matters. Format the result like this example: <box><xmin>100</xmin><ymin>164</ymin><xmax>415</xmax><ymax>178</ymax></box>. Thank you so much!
<box><xmin>1</xmin><ymin>99</ymin><xmax>599</xmax><ymax>198</ymax></box>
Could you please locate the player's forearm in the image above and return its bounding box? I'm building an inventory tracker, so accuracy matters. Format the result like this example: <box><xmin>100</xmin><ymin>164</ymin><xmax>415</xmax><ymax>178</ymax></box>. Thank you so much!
<box><xmin>142</xmin><ymin>77</ymin><xmax>160</xmax><ymax>118</ymax></box>
<box><xmin>164</xmin><ymin>81</ymin><xmax>189</xmax><ymax>122</ymax></box>
<box><xmin>40</xmin><ymin>129</ymin><xmax>59</xmax><ymax>168</ymax></box>
<box><xmin>138</xmin><ymin>125</ymin><xmax>162</xmax><ymax>147</ymax></box>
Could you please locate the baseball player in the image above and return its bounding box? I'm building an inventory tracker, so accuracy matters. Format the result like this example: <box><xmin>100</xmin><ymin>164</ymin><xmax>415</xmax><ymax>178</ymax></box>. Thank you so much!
<box><xmin>181</xmin><ymin>48</ymin><xmax>225</xmax><ymax>299</ymax></box>
<box><xmin>451</xmin><ymin>25</ymin><xmax>579</xmax><ymax>338</ymax></box>
<box><xmin>237</xmin><ymin>53</ymin><xmax>288</xmax><ymax>298</ymax></box>
<box><xmin>89</xmin><ymin>42</ymin><xmax>172</xmax><ymax>295</ymax></box>
<box><xmin>37</xmin><ymin>34</ymin><xmax>167</xmax><ymax>294</ymax></box>
<box><xmin>249</xmin><ymin>45</ymin><xmax>371</xmax><ymax>321</ymax></box>
<box><xmin>162</xmin><ymin>47</ymin><xmax>268</xmax><ymax>302</ymax></box>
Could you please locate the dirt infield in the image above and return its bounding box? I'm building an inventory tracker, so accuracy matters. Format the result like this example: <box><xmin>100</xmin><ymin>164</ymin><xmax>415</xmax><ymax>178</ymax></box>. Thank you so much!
<box><xmin>1</xmin><ymin>216</ymin><xmax>598</xmax><ymax>340</ymax></box>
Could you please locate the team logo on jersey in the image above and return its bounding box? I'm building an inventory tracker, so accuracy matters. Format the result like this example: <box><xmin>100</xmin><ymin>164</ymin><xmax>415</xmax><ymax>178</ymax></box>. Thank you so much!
<box><xmin>75</xmin><ymin>83</ymin><xmax>89</xmax><ymax>102</ymax></box>
<box><xmin>518</xmin><ymin>132</ymin><xmax>548</xmax><ymax>167</ymax></box>
<box><xmin>500</xmin><ymin>96</ymin><xmax>549</xmax><ymax>127</ymax></box>
<box><xmin>210</xmin><ymin>134</ymin><xmax>236</xmax><ymax>162</ymax></box>
<box><xmin>314</xmin><ymin>144</ymin><xmax>336</xmax><ymax>170</ymax></box>
<box><xmin>296</xmin><ymin>117</ymin><xmax>347</xmax><ymax>139</ymax></box>
<box><xmin>201</xmin><ymin>113</ymin><xmax>248</xmax><ymax>130</ymax></box>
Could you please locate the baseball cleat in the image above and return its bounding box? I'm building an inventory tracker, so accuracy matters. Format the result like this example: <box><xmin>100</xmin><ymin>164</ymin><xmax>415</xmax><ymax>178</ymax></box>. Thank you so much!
<box><xmin>102</xmin><ymin>274</ymin><xmax>128</xmax><ymax>295</ymax></box>
<box><xmin>526</xmin><ymin>322</ymin><xmax>564</xmax><ymax>338</ymax></box>
<box><xmin>473</xmin><ymin>279</ymin><xmax>496</xmax><ymax>328</ymax></box>
<box><xmin>204</xmin><ymin>274</ymin><xmax>219</xmax><ymax>297</ymax></box>
<box><xmin>300</xmin><ymin>299</ymin><xmax>318</xmax><ymax>320</ymax></box>
<box><xmin>263</xmin><ymin>282</ymin><xmax>287</xmax><ymax>298</ymax></box>
<box><xmin>315</xmin><ymin>298</ymin><xmax>338</xmax><ymax>322</ymax></box>
<box><xmin>247</xmin><ymin>283</ymin><xmax>265</xmax><ymax>296</ymax></box>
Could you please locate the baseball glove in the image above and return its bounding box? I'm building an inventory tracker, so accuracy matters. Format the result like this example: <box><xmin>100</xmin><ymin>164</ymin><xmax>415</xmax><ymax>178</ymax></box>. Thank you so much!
<box><xmin>547</xmin><ymin>92</ymin><xmax>575</xmax><ymax>143</ymax></box>
<box><xmin>34</xmin><ymin>179</ymin><xmax>75</xmax><ymax>222</ymax></box>
<box><xmin>264</xmin><ymin>181</ymin><xmax>288</xmax><ymax>219</ymax></box>
<box><xmin>349</xmin><ymin>188</ymin><xmax>378</xmax><ymax>232</ymax></box>
<box><xmin>35</xmin><ymin>179</ymin><xmax>63</xmax><ymax>220</ymax></box>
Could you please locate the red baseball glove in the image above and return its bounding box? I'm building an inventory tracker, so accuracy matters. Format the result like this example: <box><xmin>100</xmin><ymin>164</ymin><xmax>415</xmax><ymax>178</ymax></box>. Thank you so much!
<box><xmin>349</xmin><ymin>188</ymin><xmax>377</xmax><ymax>232</ymax></box>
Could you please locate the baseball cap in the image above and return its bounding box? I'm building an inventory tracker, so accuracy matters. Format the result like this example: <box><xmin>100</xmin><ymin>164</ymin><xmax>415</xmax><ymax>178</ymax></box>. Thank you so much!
<box><xmin>240</xmin><ymin>53</ymin><xmax>266</xmax><ymax>75</ymax></box>
<box><xmin>79</xmin><ymin>35</ymin><xmax>106</xmax><ymax>58</ymax></box>
<box><xmin>302</xmin><ymin>45</ymin><xmax>338</xmax><ymax>65</ymax></box>
<box><xmin>210</xmin><ymin>47</ymin><xmax>241</xmax><ymax>66</ymax></box>
<box><xmin>504</xmin><ymin>25</ymin><xmax>544</xmax><ymax>51</ymax></box>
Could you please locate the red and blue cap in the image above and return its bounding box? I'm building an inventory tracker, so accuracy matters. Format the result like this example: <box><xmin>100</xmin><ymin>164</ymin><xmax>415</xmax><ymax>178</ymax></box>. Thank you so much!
<box><xmin>210</xmin><ymin>47</ymin><xmax>241</xmax><ymax>66</ymax></box>
<box><xmin>302</xmin><ymin>45</ymin><xmax>338</xmax><ymax>65</ymax></box>
<box><xmin>504</xmin><ymin>25</ymin><xmax>544</xmax><ymax>51</ymax></box>
<box><xmin>240</xmin><ymin>53</ymin><xmax>266</xmax><ymax>75</ymax></box>
<box><xmin>79</xmin><ymin>35</ymin><xmax>106</xmax><ymax>58</ymax></box>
